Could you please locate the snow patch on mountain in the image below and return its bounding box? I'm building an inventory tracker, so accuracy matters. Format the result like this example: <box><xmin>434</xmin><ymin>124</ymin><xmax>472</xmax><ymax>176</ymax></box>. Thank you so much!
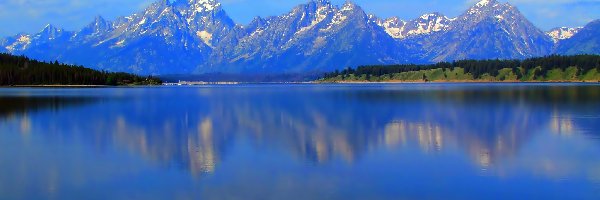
<box><xmin>467</xmin><ymin>0</ymin><xmax>500</xmax><ymax>15</ymax></box>
<box><xmin>407</xmin><ymin>13</ymin><xmax>452</xmax><ymax>35</ymax></box>
<box><xmin>192</xmin><ymin>0</ymin><xmax>220</xmax><ymax>12</ymax></box>
<box><xmin>111</xmin><ymin>39</ymin><xmax>126</xmax><ymax>48</ymax></box>
<box><xmin>297</xmin><ymin>5</ymin><xmax>331</xmax><ymax>34</ymax></box>
<box><xmin>376</xmin><ymin>17</ymin><xmax>407</xmax><ymax>39</ymax></box>
<box><xmin>476</xmin><ymin>0</ymin><xmax>491</xmax><ymax>7</ymax></box>
<box><xmin>341</xmin><ymin>2</ymin><xmax>355</xmax><ymax>11</ymax></box>
<box><xmin>547</xmin><ymin>27</ymin><xmax>582</xmax><ymax>42</ymax></box>
<box><xmin>197</xmin><ymin>31</ymin><xmax>213</xmax><ymax>46</ymax></box>
<box><xmin>5</xmin><ymin>35</ymin><xmax>31</xmax><ymax>52</ymax></box>
<box><xmin>375</xmin><ymin>12</ymin><xmax>452</xmax><ymax>39</ymax></box>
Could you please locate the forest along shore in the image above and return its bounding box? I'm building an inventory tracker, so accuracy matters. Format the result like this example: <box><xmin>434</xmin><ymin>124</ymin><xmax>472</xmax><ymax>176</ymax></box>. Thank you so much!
<box><xmin>319</xmin><ymin>55</ymin><xmax>600</xmax><ymax>83</ymax></box>
<box><xmin>6</xmin><ymin>85</ymin><xmax>110</xmax><ymax>88</ymax></box>
<box><xmin>0</xmin><ymin>53</ymin><xmax>162</xmax><ymax>86</ymax></box>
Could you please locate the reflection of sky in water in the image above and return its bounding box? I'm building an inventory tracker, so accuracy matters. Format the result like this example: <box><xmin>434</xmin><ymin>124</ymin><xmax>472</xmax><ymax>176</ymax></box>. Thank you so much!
<box><xmin>0</xmin><ymin>84</ymin><xmax>599</xmax><ymax>199</ymax></box>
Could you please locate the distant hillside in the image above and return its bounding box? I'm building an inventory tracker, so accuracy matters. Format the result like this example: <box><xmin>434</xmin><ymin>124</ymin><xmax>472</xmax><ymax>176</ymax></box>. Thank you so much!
<box><xmin>0</xmin><ymin>53</ymin><xmax>161</xmax><ymax>86</ymax></box>
<box><xmin>320</xmin><ymin>55</ymin><xmax>600</xmax><ymax>82</ymax></box>
<box><xmin>555</xmin><ymin>20</ymin><xmax>600</xmax><ymax>55</ymax></box>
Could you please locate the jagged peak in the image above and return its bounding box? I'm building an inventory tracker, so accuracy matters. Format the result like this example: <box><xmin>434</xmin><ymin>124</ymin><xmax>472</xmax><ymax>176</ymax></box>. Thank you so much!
<box><xmin>297</xmin><ymin>0</ymin><xmax>333</xmax><ymax>11</ymax></box>
<box><xmin>341</xmin><ymin>0</ymin><xmax>359</xmax><ymax>11</ymax></box>
<box><xmin>34</xmin><ymin>24</ymin><xmax>67</xmax><ymax>40</ymax></box>
<box><xmin>251</xmin><ymin>16</ymin><xmax>265</xmax><ymax>22</ymax></box>
<box><xmin>248</xmin><ymin>16</ymin><xmax>268</xmax><ymax>27</ymax></box>
<box><xmin>83</xmin><ymin>15</ymin><xmax>111</xmax><ymax>31</ymax></box>
<box><xmin>90</xmin><ymin>16</ymin><xmax>110</xmax><ymax>27</ymax></box>
<box><xmin>187</xmin><ymin>0</ymin><xmax>219</xmax><ymax>5</ymax></box>
<box><xmin>383</xmin><ymin>17</ymin><xmax>405</xmax><ymax>24</ymax></box>
<box><xmin>41</xmin><ymin>24</ymin><xmax>61</xmax><ymax>32</ymax></box>
<box><xmin>467</xmin><ymin>0</ymin><xmax>509</xmax><ymax>12</ymax></box>
<box><xmin>475</xmin><ymin>0</ymin><xmax>497</xmax><ymax>7</ymax></box>
<box><xmin>418</xmin><ymin>12</ymin><xmax>447</xmax><ymax>20</ymax></box>
<box><xmin>175</xmin><ymin>0</ymin><xmax>222</xmax><ymax>12</ymax></box>
<box><xmin>143</xmin><ymin>0</ymin><xmax>171</xmax><ymax>14</ymax></box>
<box><xmin>93</xmin><ymin>15</ymin><xmax>106</xmax><ymax>22</ymax></box>
<box><xmin>308</xmin><ymin>0</ymin><xmax>331</xmax><ymax>5</ymax></box>
<box><xmin>153</xmin><ymin>0</ymin><xmax>170</xmax><ymax>6</ymax></box>
<box><xmin>461</xmin><ymin>0</ymin><xmax>520</xmax><ymax>22</ymax></box>
<box><xmin>286</xmin><ymin>0</ymin><xmax>334</xmax><ymax>19</ymax></box>
<box><xmin>386</xmin><ymin>16</ymin><xmax>400</xmax><ymax>21</ymax></box>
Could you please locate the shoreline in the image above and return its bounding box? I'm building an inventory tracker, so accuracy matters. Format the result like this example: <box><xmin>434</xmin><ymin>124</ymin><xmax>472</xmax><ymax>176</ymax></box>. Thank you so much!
<box><xmin>314</xmin><ymin>80</ymin><xmax>600</xmax><ymax>84</ymax></box>
<box><xmin>5</xmin><ymin>85</ymin><xmax>111</xmax><ymax>88</ymax></box>
<box><xmin>1</xmin><ymin>81</ymin><xmax>599</xmax><ymax>88</ymax></box>
<box><xmin>4</xmin><ymin>84</ymin><xmax>163</xmax><ymax>88</ymax></box>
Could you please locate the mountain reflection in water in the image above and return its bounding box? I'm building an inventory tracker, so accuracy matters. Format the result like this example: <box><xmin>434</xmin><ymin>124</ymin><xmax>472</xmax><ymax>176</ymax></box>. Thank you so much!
<box><xmin>0</xmin><ymin>84</ymin><xmax>599</xmax><ymax>199</ymax></box>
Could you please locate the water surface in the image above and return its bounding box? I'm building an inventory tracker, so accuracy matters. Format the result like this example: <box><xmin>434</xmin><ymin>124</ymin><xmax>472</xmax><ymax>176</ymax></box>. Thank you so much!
<box><xmin>1</xmin><ymin>83</ymin><xmax>599</xmax><ymax>199</ymax></box>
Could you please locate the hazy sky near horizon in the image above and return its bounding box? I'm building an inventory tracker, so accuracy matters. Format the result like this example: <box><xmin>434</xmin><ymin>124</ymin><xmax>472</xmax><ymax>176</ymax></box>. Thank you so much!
<box><xmin>0</xmin><ymin>0</ymin><xmax>599</xmax><ymax>36</ymax></box>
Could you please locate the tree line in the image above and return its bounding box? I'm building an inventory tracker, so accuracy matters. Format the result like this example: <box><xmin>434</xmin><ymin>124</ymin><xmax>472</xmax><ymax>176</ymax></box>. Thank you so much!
<box><xmin>323</xmin><ymin>55</ymin><xmax>600</xmax><ymax>81</ymax></box>
<box><xmin>0</xmin><ymin>53</ymin><xmax>162</xmax><ymax>86</ymax></box>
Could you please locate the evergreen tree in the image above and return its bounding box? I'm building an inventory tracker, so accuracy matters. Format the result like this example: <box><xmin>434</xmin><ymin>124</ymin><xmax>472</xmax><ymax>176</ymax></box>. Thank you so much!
<box><xmin>0</xmin><ymin>53</ymin><xmax>162</xmax><ymax>86</ymax></box>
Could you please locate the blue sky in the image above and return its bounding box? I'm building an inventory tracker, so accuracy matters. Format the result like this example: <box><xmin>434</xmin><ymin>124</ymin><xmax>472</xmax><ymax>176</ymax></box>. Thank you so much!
<box><xmin>0</xmin><ymin>0</ymin><xmax>599</xmax><ymax>36</ymax></box>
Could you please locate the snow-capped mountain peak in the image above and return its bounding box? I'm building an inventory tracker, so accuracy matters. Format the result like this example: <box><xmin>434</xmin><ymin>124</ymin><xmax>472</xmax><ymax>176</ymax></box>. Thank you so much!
<box><xmin>466</xmin><ymin>0</ymin><xmax>504</xmax><ymax>16</ymax></box>
<box><xmin>426</xmin><ymin>0</ymin><xmax>554</xmax><ymax>62</ymax></box>
<box><xmin>476</xmin><ymin>0</ymin><xmax>495</xmax><ymax>7</ymax></box>
<box><xmin>547</xmin><ymin>27</ymin><xmax>582</xmax><ymax>42</ymax></box>
<box><xmin>311</xmin><ymin>0</ymin><xmax>332</xmax><ymax>6</ymax></box>
<box><xmin>375</xmin><ymin>12</ymin><xmax>452</xmax><ymax>39</ymax></box>
<box><xmin>1</xmin><ymin>0</ymin><xmax>597</xmax><ymax>75</ymax></box>
<box><xmin>420</xmin><ymin>12</ymin><xmax>442</xmax><ymax>20</ymax></box>
<box><xmin>182</xmin><ymin>0</ymin><xmax>222</xmax><ymax>13</ymax></box>
<box><xmin>36</xmin><ymin>24</ymin><xmax>67</xmax><ymax>40</ymax></box>
<box><xmin>458</xmin><ymin>0</ymin><xmax>525</xmax><ymax>29</ymax></box>
<box><xmin>341</xmin><ymin>1</ymin><xmax>357</xmax><ymax>11</ymax></box>
<box><xmin>376</xmin><ymin>17</ymin><xmax>407</xmax><ymax>39</ymax></box>
<box><xmin>174</xmin><ymin>0</ymin><xmax>235</xmax><ymax>33</ymax></box>
<box><xmin>408</xmin><ymin>12</ymin><xmax>452</xmax><ymax>35</ymax></box>
<box><xmin>40</xmin><ymin>24</ymin><xmax>60</xmax><ymax>33</ymax></box>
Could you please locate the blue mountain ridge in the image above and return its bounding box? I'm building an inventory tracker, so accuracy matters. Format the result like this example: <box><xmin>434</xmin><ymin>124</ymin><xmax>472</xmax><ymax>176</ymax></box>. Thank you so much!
<box><xmin>1</xmin><ymin>0</ymin><xmax>598</xmax><ymax>75</ymax></box>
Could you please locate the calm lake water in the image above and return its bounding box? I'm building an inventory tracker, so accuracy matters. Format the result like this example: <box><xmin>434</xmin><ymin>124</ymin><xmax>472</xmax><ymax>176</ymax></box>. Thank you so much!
<box><xmin>1</xmin><ymin>83</ymin><xmax>599</xmax><ymax>199</ymax></box>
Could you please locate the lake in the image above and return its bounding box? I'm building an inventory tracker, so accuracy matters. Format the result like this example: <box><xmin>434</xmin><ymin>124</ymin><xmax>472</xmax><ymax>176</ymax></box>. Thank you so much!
<box><xmin>0</xmin><ymin>83</ymin><xmax>599</xmax><ymax>199</ymax></box>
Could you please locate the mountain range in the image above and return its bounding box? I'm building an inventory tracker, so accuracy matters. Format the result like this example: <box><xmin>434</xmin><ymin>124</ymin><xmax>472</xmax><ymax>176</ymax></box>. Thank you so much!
<box><xmin>1</xmin><ymin>0</ymin><xmax>599</xmax><ymax>75</ymax></box>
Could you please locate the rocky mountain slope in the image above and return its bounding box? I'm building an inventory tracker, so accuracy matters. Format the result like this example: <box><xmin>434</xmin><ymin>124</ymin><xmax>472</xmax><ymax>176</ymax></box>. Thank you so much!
<box><xmin>555</xmin><ymin>20</ymin><xmax>600</xmax><ymax>55</ymax></box>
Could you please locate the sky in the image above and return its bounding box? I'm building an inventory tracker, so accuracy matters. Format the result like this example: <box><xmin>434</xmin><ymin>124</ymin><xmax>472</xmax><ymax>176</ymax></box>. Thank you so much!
<box><xmin>0</xmin><ymin>0</ymin><xmax>599</xmax><ymax>37</ymax></box>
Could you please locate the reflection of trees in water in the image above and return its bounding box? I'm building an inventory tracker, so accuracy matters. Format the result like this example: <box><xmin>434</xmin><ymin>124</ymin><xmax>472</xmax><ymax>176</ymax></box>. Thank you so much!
<box><xmin>4</xmin><ymin>85</ymin><xmax>599</xmax><ymax>177</ymax></box>
<box><xmin>0</xmin><ymin>94</ymin><xmax>229</xmax><ymax>178</ymax></box>
<box><xmin>75</xmin><ymin>113</ymin><xmax>232</xmax><ymax>177</ymax></box>
<box><xmin>390</xmin><ymin>100</ymin><xmax>536</xmax><ymax>168</ymax></box>
<box><xmin>0</xmin><ymin>96</ymin><xmax>97</xmax><ymax>119</ymax></box>
<box><xmin>208</xmin><ymin>93</ymin><xmax>372</xmax><ymax>164</ymax></box>
<box><xmin>0</xmin><ymin>96</ymin><xmax>99</xmax><ymax>136</ymax></box>
<box><xmin>375</xmin><ymin>86</ymin><xmax>600</xmax><ymax>167</ymax></box>
<box><xmin>174</xmin><ymin>86</ymin><xmax>600</xmax><ymax>169</ymax></box>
